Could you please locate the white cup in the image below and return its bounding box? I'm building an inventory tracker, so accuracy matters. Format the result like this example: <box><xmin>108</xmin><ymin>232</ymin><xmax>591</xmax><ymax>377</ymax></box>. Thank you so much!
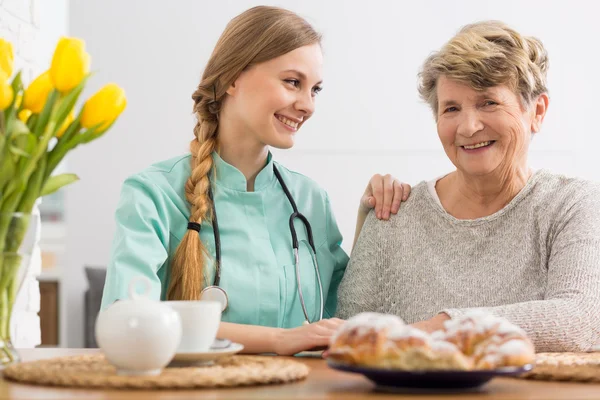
<box><xmin>164</xmin><ymin>300</ymin><xmax>222</xmax><ymax>353</ymax></box>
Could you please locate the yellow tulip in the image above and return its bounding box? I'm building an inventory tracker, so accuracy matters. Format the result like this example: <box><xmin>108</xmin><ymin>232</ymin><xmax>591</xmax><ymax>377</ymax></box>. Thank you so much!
<box><xmin>0</xmin><ymin>69</ymin><xmax>13</xmax><ymax>110</ymax></box>
<box><xmin>0</xmin><ymin>82</ymin><xmax>13</xmax><ymax>110</ymax></box>
<box><xmin>14</xmin><ymin>93</ymin><xmax>22</xmax><ymax>108</ymax></box>
<box><xmin>81</xmin><ymin>83</ymin><xmax>126</xmax><ymax>131</ymax></box>
<box><xmin>23</xmin><ymin>71</ymin><xmax>53</xmax><ymax>113</ymax></box>
<box><xmin>18</xmin><ymin>109</ymin><xmax>32</xmax><ymax>123</ymax></box>
<box><xmin>56</xmin><ymin>111</ymin><xmax>75</xmax><ymax>138</ymax></box>
<box><xmin>0</xmin><ymin>38</ymin><xmax>14</xmax><ymax>77</ymax></box>
<box><xmin>50</xmin><ymin>37</ymin><xmax>90</xmax><ymax>93</ymax></box>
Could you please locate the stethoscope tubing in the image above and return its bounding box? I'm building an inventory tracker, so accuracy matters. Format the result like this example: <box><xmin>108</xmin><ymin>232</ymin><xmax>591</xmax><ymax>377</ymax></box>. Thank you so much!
<box><xmin>202</xmin><ymin>164</ymin><xmax>324</xmax><ymax>324</ymax></box>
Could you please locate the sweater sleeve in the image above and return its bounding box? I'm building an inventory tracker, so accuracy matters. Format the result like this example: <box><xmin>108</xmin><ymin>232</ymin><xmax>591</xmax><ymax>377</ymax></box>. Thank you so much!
<box><xmin>322</xmin><ymin>193</ymin><xmax>350</xmax><ymax>318</ymax></box>
<box><xmin>443</xmin><ymin>185</ymin><xmax>600</xmax><ymax>352</ymax></box>
<box><xmin>336</xmin><ymin>211</ymin><xmax>387</xmax><ymax>319</ymax></box>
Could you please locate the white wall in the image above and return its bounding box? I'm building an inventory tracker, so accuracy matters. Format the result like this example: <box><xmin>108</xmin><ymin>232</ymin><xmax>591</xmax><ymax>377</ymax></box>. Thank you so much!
<box><xmin>0</xmin><ymin>0</ymin><xmax>68</xmax><ymax>78</ymax></box>
<box><xmin>65</xmin><ymin>0</ymin><xmax>600</xmax><ymax>347</ymax></box>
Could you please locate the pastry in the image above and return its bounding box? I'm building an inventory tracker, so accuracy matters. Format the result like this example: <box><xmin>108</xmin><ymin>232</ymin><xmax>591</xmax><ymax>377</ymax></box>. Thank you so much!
<box><xmin>328</xmin><ymin>311</ymin><xmax>534</xmax><ymax>371</ymax></box>
<box><xmin>435</xmin><ymin>311</ymin><xmax>535</xmax><ymax>369</ymax></box>
<box><xmin>328</xmin><ymin>313</ymin><xmax>471</xmax><ymax>370</ymax></box>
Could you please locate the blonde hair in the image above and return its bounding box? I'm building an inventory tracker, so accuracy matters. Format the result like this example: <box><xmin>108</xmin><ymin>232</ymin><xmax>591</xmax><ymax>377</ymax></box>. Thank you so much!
<box><xmin>418</xmin><ymin>21</ymin><xmax>549</xmax><ymax>116</ymax></box>
<box><xmin>167</xmin><ymin>6</ymin><xmax>321</xmax><ymax>300</ymax></box>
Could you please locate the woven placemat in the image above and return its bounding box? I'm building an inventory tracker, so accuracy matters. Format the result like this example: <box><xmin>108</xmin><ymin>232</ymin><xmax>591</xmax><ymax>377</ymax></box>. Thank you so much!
<box><xmin>3</xmin><ymin>354</ymin><xmax>309</xmax><ymax>389</ymax></box>
<box><xmin>520</xmin><ymin>352</ymin><xmax>600</xmax><ymax>382</ymax></box>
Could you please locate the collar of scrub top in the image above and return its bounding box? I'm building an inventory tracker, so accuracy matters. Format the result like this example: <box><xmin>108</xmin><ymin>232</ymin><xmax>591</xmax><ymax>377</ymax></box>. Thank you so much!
<box><xmin>211</xmin><ymin>151</ymin><xmax>276</xmax><ymax>192</ymax></box>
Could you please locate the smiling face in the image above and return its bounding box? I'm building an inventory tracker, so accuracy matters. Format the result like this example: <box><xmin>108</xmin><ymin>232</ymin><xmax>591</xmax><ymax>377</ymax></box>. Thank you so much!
<box><xmin>417</xmin><ymin>22</ymin><xmax>551</xmax><ymax>179</ymax></box>
<box><xmin>220</xmin><ymin>43</ymin><xmax>323</xmax><ymax>149</ymax></box>
<box><xmin>435</xmin><ymin>76</ymin><xmax>547</xmax><ymax>177</ymax></box>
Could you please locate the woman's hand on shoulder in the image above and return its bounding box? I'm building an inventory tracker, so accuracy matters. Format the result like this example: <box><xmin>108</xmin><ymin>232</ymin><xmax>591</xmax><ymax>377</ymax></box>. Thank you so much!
<box><xmin>360</xmin><ymin>174</ymin><xmax>411</xmax><ymax>220</ymax></box>
<box><xmin>273</xmin><ymin>318</ymin><xmax>345</xmax><ymax>356</ymax></box>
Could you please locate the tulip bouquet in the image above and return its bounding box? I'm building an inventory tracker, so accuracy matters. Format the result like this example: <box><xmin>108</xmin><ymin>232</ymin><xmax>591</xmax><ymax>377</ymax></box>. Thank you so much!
<box><xmin>0</xmin><ymin>36</ymin><xmax>126</xmax><ymax>363</ymax></box>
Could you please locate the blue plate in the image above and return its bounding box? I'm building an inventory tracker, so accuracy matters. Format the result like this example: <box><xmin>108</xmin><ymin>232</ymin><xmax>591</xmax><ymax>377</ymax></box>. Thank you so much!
<box><xmin>327</xmin><ymin>360</ymin><xmax>533</xmax><ymax>391</ymax></box>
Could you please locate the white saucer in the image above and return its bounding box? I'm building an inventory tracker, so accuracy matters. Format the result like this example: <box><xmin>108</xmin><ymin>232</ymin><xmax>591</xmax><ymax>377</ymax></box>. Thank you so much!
<box><xmin>170</xmin><ymin>342</ymin><xmax>244</xmax><ymax>366</ymax></box>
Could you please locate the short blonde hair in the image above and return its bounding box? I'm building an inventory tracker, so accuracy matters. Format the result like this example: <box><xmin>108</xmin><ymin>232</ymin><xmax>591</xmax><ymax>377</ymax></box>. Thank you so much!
<box><xmin>418</xmin><ymin>21</ymin><xmax>548</xmax><ymax>116</ymax></box>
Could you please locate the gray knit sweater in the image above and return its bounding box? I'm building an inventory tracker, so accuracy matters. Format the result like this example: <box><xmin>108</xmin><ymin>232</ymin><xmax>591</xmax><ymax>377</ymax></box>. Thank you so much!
<box><xmin>337</xmin><ymin>170</ymin><xmax>600</xmax><ymax>352</ymax></box>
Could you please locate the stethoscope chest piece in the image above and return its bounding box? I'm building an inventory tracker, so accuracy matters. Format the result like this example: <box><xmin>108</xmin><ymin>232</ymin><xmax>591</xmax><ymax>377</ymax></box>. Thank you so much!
<box><xmin>200</xmin><ymin>285</ymin><xmax>229</xmax><ymax>312</ymax></box>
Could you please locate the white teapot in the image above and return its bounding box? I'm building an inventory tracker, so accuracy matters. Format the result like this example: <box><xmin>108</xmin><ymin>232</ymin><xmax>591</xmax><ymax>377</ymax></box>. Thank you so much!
<box><xmin>95</xmin><ymin>276</ymin><xmax>182</xmax><ymax>375</ymax></box>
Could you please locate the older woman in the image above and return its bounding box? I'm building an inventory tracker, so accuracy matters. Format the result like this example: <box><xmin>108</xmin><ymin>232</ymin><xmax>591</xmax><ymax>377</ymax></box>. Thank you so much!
<box><xmin>337</xmin><ymin>21</ymin><xmax>600</xmax><ymax>352</ymax></box>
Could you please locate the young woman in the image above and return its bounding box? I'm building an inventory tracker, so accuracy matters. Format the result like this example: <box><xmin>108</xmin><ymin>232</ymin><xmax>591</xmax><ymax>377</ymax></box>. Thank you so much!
<box><xmin>101</xmin><ymin>6</ymin><xmax>409</xmax><ymax>356</ymax></box>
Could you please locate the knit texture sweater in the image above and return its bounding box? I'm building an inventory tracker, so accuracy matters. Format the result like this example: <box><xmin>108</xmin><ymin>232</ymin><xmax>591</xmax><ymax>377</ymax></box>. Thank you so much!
<box><xmin>337</xmin><ymin>170</ymin><xmax>600</xmax><ymax>352</ymax></box>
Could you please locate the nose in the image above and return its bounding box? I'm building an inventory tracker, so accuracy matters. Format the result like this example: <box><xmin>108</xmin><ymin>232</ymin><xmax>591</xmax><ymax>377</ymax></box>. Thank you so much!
<box><xmin>294</xmin><ymin>89</ymin><xmax>315</xmax><ymax>116</ymax></box>
<box><xmin>457</xmin><ymin>109</ymin><xmax>484</xmax><ymax>138</ymax></box>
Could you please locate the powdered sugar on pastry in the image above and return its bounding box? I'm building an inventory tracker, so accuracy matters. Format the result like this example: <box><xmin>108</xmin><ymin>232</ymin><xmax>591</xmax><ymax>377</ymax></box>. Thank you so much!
<box><xmin>442</xmin><ymin>311</ymin><xmax>526</xmax><ymax>337</ymax></box>
<box><xmin>385</xmin><ymin>324</ymin><xmax>460</xmax><ymax>354</ymax></box>
<box><xmin>430</xmin><ymin>339</ymin><xmax>461</xmax><ymax>353</ymax></box>
<box><xmin>328</xmin><ymin>311</ymin><xmax>533</xmax><ymax>371</ymax></box>
<box><xmin>386</xmin><ymin>324</ymin><xmax>429</xmax><ymax>341</ymax></box>
<box><xmin>497</xmin><ymin>339</ymin><xmax>532</xmax><ymax>355</ymax></box>
<box><xmin>331</xmin><ymin>312</ymin><xmax>405</xmax><ymax>344</ymax></box>
<box><xmin>430</xmin><ymin>330</ymin><xmax>446</xmax><ymax>341</ymax></box>
<box><xmin>475</xmin><ymin>338</ymin><xmax>535</xmax><ymax>369</ymax></box>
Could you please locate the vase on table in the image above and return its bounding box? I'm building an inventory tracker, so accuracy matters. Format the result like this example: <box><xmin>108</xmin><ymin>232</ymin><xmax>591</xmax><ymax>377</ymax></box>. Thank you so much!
<box><xmin>0</xmin><ymin>212</ymin><xmax>38</xmax><ymax>367</ymax></box>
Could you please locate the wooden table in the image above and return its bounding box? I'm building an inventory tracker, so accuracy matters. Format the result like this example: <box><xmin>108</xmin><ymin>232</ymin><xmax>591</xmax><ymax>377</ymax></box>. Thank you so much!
<box><xmin>2</xmin><ymin>348</ymin><xmax>600</xmax><ymax>399</ymax></box>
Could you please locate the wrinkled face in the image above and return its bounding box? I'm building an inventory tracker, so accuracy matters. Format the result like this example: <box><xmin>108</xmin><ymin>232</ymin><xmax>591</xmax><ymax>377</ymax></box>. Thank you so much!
<box><xmin>435</xmin><ymin>76</ymin><xmax>545</xmax><ymax>177</ymax></box>
<box><xmin>223</xmin><ymin>43</ymin><xmax>323</xmax><ymax>149</ymax></box>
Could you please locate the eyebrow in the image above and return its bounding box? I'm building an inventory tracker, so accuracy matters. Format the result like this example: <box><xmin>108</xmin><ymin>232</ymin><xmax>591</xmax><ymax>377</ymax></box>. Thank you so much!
<box><xmin>282</xmin><ymin>69</ymin><xmax>323</xmax><ymax>86</ymax></box>
<box><xmin>479</xmin><ymin>90</ymin><xmax>498</xmax><ymax>98</ymax></box>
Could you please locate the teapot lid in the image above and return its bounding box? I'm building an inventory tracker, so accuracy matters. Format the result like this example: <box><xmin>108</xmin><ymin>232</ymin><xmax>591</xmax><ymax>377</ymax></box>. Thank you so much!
<box><xmin>128</xmin><ymin>275</ymin><xmax>153</xmax><ymax>301</ymax></box>
<box><xmin>107</xmin><ymin>275</ymin><xmax>167</xmax><ymax>317</ymax></box>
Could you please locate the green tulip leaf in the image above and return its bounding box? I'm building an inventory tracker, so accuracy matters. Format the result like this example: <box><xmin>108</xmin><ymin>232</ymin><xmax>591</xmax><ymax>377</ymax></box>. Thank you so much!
<box><xmin>9</xmin><ymin>119</ymin><xmax>31</xmax><ymax>137</ymax></box>
<box><xmin>54</xmin><ymin>76</ymin><xmax>89</xmax><ymax>130</ymax></box>
<box><xmin>40</xmin><ymin>173</ymin><xmax>79</xmax><ymax>197</ymax></box>
<box><xmin>33</xmin><ymin>89</ymin><xmax>59</xmax><ymax>137</ymax></box>
<box><xmin>9</xmin><ymin>145</ymin><xmax>31</xmax><ymax>158</ymax></box>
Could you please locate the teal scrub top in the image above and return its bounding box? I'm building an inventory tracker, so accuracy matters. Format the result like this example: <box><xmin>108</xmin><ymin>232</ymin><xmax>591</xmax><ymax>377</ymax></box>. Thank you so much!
<box><xmin>101</xmin><ymin>152</ymin><xmax>349</xmax><ymax>328</ymax></box>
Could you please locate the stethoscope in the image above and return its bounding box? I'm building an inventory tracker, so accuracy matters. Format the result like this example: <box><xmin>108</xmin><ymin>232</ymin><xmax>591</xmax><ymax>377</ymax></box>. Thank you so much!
<box><xmin>198</xmin><ymin>164</ymin><xmax>324</xmax><ymax>325</ymax></box>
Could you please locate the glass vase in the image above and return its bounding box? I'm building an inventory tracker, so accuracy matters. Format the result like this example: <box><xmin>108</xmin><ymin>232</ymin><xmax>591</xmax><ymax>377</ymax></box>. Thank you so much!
<box><xmin>0</xmin><ymin>212</ymin><xmax>38</xmax><ymax>367</ymax></box>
